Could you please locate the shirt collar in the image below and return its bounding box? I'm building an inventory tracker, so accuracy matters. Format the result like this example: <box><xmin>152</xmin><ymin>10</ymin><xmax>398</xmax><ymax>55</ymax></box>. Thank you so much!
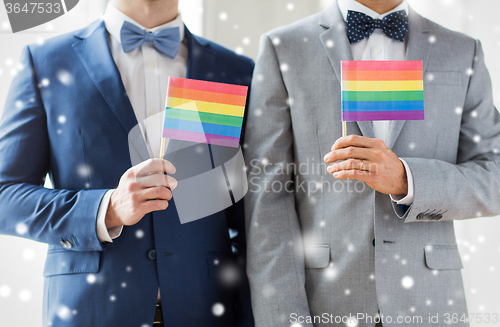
<box><xmin>103</xmin><ymin>1</ymin><xmax>185</xmax><ymax>45</ymax></box>
<box><xmin>337</xmin><ymin>0</ymin><xmax>409</xmax><ymax>21</ymax></box>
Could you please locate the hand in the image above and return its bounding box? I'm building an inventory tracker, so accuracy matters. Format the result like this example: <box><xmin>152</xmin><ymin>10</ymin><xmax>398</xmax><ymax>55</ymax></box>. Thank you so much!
<box><xmin>105</xmin><ymin>159</ymin><xmax>177</xmax><ymax>229</ymax></box>
<box><xmin>323</xmin><ymin>135</ymin><xmax>408</xmax><ymax>195</ymax></box>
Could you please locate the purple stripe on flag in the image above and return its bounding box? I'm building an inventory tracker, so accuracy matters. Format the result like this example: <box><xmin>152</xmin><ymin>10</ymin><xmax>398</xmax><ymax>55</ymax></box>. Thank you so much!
<box><xmin>342</xmin><ymin>110</ymin><xmax>424</xmax><ymax>121</ymax></box>
<box><xmin>163</xmin><ymin>128</ymin><xmax>240</xmax><ymax>148</ymax></box>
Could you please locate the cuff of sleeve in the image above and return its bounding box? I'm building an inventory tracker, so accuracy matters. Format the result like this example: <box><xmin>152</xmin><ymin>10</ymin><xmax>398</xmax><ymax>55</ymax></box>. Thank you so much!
<box><xmin>389</xmin><ymin>158</ymin><xmax>414</xmax><ymax>205</ymax></box>
<box><xmin>96</xmin><ymin>190</ymin><xmax>122</xmax><ymax>243</ymax></box>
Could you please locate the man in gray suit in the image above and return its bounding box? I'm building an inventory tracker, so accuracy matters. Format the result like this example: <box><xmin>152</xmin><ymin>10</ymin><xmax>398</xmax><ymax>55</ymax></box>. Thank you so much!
<box><xmin>244</xmin><ymin>0</ymin><xmax>500</xmax><ymax>326</ymax></box>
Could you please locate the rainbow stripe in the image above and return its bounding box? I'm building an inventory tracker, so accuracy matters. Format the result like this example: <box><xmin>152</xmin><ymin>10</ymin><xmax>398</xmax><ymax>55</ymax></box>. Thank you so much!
<box><xmin>341</xmin><ymin>61</ymin><xmax>424</xmax><ymax>121</ymax></box>
<box><xmin>162</xmin><ymin>77</ymin><xmax>248</xmax><ymax>148</ymax></box>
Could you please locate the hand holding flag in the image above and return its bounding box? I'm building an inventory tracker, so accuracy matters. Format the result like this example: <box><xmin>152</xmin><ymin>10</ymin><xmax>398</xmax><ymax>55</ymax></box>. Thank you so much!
<box><xmin>324</xmin><ymin>135</ymin><xmax>408</xmax><ymax>195</ymax></box>
<box><xmin>325</xmin><ymin>60</ymin><xmax>424</xmax><ymax>195</ymax></box>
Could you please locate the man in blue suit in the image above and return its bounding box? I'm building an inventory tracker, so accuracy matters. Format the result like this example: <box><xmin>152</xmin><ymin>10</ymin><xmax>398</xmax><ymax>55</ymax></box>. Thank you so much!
<box><xmin>0</xmin><ymin>0</ymin><xmax>254</xmax><ymax>326</ymax></box>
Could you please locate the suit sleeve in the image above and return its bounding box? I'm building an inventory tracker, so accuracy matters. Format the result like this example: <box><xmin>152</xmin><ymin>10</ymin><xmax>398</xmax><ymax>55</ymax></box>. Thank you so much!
<box><xmin>244</xmin><ymin>35</ymin><xmax>313</xmax><ymax>327</ymax></box>
<box><xmin>0</xmin><ymin>46</ymin><xmax>107</xmax><ymax>252</ymax></box>
<box><xmin>393</xmin><ymin>40</ymin><xmax>500</xmax><ymax>222</ymax></box>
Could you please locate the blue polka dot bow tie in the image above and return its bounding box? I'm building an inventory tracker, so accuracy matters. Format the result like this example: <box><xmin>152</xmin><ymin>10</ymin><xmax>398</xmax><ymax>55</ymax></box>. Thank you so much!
<box><xmin>120</xmin><ymin>21</ymin><xmax>181</xmax><ymax>58</ymax></box>
<box><xmin>345</xmin><ymin>10</ymin><xmax>408</xmax><ymax>44</ymax></box>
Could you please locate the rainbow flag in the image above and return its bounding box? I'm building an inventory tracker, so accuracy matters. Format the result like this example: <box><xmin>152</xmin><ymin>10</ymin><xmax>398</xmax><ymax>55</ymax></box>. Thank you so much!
<box><xmin>341</xmin><ymin>61</ymin><xmax>424</xmax><ymax>121</ymax></box>
<box><xmin>162</xmin><ymin>77</ymin><xmax>248</xmax><ymax>148</ymax></box>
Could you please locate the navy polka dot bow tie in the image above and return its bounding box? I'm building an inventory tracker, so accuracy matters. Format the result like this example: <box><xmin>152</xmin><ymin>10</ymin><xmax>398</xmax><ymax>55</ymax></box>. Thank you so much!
<box><xmin>345</xmin><ymin>10</ymin><xmax>408</xmax><ymax>44</ymax></box>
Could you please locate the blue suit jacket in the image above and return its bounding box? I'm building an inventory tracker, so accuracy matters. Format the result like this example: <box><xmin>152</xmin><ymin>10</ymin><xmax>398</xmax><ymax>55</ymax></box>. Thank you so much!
<box><xmin>0</xmin><ymin>19</ymin><xmax>254</xmax><ymax>327</ymax></box>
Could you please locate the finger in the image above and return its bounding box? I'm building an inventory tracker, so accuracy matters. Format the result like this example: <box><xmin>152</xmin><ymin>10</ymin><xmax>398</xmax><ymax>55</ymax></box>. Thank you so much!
<box><xmin>167</xmin><ymin>175</ymin><xmax>178</xmax><ymax>191</ymax></box>
<box><xmin>331</xmin><ymin>135</ymin><xmax>386</xmax><ymax>152</ymax></box>
<box><xmin>327</xmin><ymin>159</ymin><xmax>368</xmax><ymax>174</ymax></box>
<box><xmin>142</xmin><ymin>199</ymin><xmax>169</xmax><ymax>214</ymax></box>
<box><xmin>136</xmin><ymin>173</ymin><xmax>167</xmax><ymax>188</ymax></box>
<box><xmin>324</xmin><ymin>146</ymin><xmax>373</xmax><ymax>163</ymax></box>
<box><xmin>136</xmin><ymin>159</ymin><xmax>176</xmax><ymax>177</ymax></box>
<box><xmin>332</xmin><ymin>168</ymin><xmax>372</xmax><ymax>181</ymax></box>
<box><xmin>136</xmin><ymin>173</ymin><xmax>178</xmax><ymax>190</ymax></box>
<box><xmin>139</xmin><ymin>186</ymin><xmax>173</xmax><ymax>202</ymax></box>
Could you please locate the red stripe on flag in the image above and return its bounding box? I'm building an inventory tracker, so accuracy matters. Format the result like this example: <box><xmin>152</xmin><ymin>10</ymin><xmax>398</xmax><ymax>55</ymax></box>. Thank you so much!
<box><xmin>342</xmin><ymin>61</ymin><xmax>423</xmax><ymax>72</ymax></box>
<box><xmin>168</xmin><ymin>77</ymin><xmax>248</xmax><ymax>96</ymax></box>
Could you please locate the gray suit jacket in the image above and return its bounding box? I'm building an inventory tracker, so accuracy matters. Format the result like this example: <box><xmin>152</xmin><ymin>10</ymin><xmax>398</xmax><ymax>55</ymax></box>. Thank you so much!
<box><xmin>244</xmin><ymin>2</ymin><xmax>500</xmax><ymax>327</ymax></box>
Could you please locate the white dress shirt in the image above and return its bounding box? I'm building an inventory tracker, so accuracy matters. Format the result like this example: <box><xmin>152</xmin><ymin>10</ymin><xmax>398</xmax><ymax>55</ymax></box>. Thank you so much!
<box><xmin>338</xmin><ymin>0</ymin><xmax>414</xmax><ymax>205</ymax></box>
<box><xmin>96</xmin><ymin>2</ymin><xmax>188</xmax><ymax>243</ymax></box>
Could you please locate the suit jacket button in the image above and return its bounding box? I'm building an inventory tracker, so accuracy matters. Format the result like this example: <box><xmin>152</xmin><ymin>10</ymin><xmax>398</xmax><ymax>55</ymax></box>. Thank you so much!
<box><xmin>416</xmin><ymin>213</ymin><xmax>424</xmax><ymax>220</ymax></box>
<box><xmin>148</xmin><ymin>249</ymin><xmax>156</xmax><ymax>260</ymax></box>
<box><xmin>436</xmin><ymin>214</ymin><xmax>443</xmax><ymax>220</ymax></box>
<box><xmin>429</xmin><ymin>214</ymin><xmax>439</xmax><ymax>220</ymax></box>
<box><xmin>60</xmin><ymin>240</ymin><xmax>73</xmax><ymax>249</ymax></box>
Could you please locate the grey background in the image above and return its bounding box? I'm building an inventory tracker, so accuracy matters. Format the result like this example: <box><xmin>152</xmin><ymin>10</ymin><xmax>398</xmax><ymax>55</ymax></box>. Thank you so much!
<box><xmin>0</xmin><ymin>0</ymin><xmax>499</xmax><ymax>326</ymax></box>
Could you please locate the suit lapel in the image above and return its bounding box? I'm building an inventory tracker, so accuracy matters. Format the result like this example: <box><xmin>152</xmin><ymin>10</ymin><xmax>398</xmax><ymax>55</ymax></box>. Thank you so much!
<box><xmin>385</xmin><ymin>8</ymin><xmax>432</xmax><ymax>149</ymax></box>
<box><xmin>72</xmin><ymin>20</ymin><xmax>138</xmax><ymax>135</ymax></box>
<box><xmin>319</xmin><ymin>3</ymin><xmax>375</xmax><ymax>139</ymax></box>
<box><xmin>185</xmin><ymin>28</ymin><xmax>216</xmax><ymax>80</ymax></box>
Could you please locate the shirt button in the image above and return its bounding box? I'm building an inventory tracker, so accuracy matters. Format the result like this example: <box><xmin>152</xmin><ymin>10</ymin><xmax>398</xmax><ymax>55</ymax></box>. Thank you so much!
<box><xmin>149</xmin><ymin>109</ymin><xmax>157</xmax><ymax>116</ymax></box>
<box><xmin>146</xmin><ymin>61</ymin><xmax>155</xmax><ymax>68</ymax></box>
<box><xmin>374</xmin><ymin>47</ymin><xmax>382</xmax><ymax>54</ymax></box>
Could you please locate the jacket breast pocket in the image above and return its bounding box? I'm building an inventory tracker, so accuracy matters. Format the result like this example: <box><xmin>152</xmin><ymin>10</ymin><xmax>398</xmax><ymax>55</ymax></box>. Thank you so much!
<box><xmin>424</xmin><ymin>245</ymin><xmax>463</xmax><ymax>270</ymax></box>
<box><xmin>43</xmin><ymin>250</ymin><xmax>101</xmax><ymax>277</ymax></box>
<box><xmin>304</xmin><ymin>244</ymin><xmax>331</xmax><ymax>269</ymax></box>
<box><xmin>424</xmin><ymin>72</ymin><xmax>462</xmax><ymax>85</ymax></box>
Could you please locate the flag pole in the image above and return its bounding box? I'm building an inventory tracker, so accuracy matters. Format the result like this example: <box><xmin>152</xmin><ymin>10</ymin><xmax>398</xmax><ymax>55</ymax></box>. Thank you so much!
<box><xmin>160</xmin><ymin>137</ymin><xmax>166</xmax><ymax>160</ymax></box>
<box><xmin>341</xmin><ymin>59</ymin><xmax>347</xmax><ymax>138</ymax></box>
